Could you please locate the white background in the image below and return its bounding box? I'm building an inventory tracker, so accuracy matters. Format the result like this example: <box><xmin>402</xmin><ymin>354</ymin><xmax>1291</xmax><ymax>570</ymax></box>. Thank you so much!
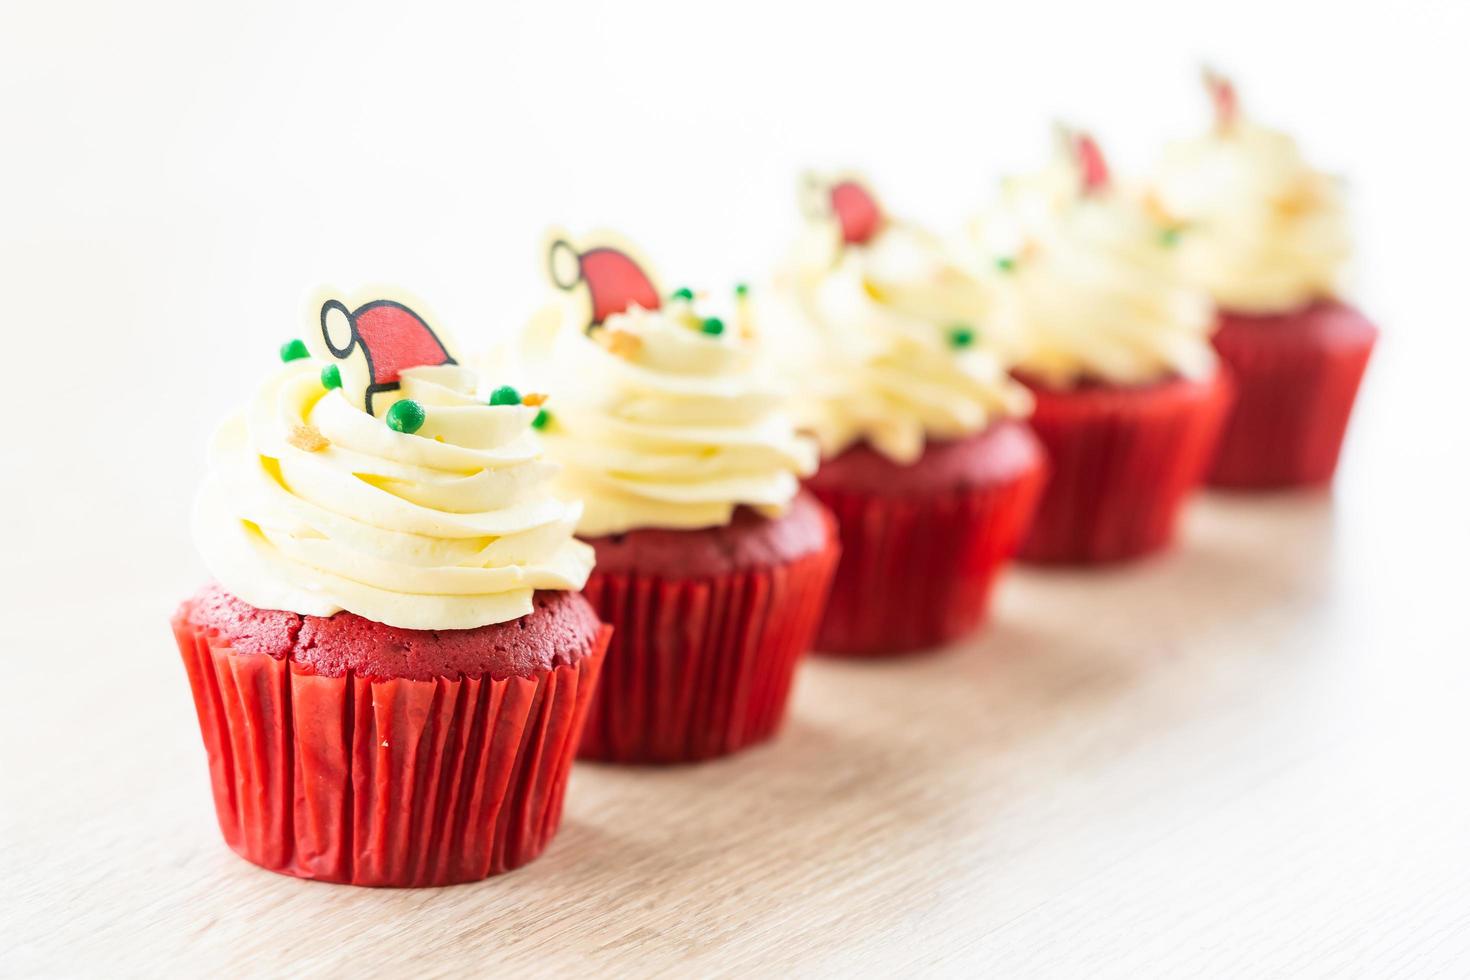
<box><xmin>3</xmin><ymin>0</ymin><xmax>1468</xmax><ymax>602</ymax></box>
<box><xmin>4</xmin><ymin>1</ymin><xmax>1470</xmax><ymax>975</ymax></box>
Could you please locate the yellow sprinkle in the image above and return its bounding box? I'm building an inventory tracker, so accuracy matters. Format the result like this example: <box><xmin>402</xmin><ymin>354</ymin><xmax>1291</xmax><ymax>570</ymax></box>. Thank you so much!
<box><xmin>287</xmin><ymin>423</ymin><xmax>329</xmax><ymax>453</ymax></box>
<box><xmin>522</xmin><ymin>392</ymin><xmax>549</xmax><ymax>407</ymax></box>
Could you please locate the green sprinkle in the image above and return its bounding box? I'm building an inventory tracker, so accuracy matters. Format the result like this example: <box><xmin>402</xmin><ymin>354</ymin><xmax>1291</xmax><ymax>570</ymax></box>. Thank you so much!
<box><xmin>320</xmin><ymin>364</ymin><xmax>341</xmax><ymax>389</ymax></box>
<box><xmin>1159</xmin><ymin>227</ymin><xmax>1182</xmax><ymax>247</ymax></box>
<box><xmin>734</xmin><ymin>282</ymin><xmax>749</xmax><ymax>298</ymax></box>
<box><xmin>280</xmin><ymin>338</ymin><xmax>310</xmax><ymax>362</ymax></box>
<box><xmin>531</xmin><ymin>408</ymin><xmax>551</xmax><ymax>430</ymax></box>
<box><xmin>995</xmin><ymin>256</ymin><xmax>1016</xmax><ymax>273</ymax></box>
<box><xmin>700</xmin><ymin>317</ymin><xmax>725</xmax><ymax>336</ymax></box>
<box><xmin>386</xmin><ymin>399</ymin><xmax>426</xmax><ymax>434</ymax></box>
<box><xmin>670</xmin><ymin>287</ymin><xmax>695</xmax><ymax>302</ymax></box>
<box><xmin>948</xmin><ymin>325</ymin><xmax>977</xmax><ymax>349</ymax></box>
<box><xmin>488</xmin><ymin>384</ymin><xmax>521</xmax><ymax>406</ymax></box>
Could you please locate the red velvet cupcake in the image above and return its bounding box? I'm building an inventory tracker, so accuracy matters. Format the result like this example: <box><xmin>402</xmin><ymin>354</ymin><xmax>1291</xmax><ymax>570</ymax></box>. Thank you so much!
<box><xmin>1207</xmin><ymin>303</ymin><xmax>1376</xmax><ymax>487</ymax></box>
<box><xmin>520</xmin><ymin>231</ymin><xmax>838</xmax><ymax>763</ymax></box>
<box><xmin>177</xmin><ymin>292</ymin><xmax>603</xmax><ymax>886</ymax></box>
<box><xmin>973</xmin><ymin>131</ymin><xmax>1229</xmax><ymax>563</ymax></box>
<box><xmin>579</xmin><ymin>493</ymin><xmax>836</xmax><ymax>762</ymax></box>
<box><xmin>173</xmin><ymin>586</ymin><xmax>606</xmax><ymax>886</ymax></box>
<box><xmin>805</xmin><ymin>422</ymin><xmax>1045</xmax><ymax>655</ymax></box>
<box><xmin>770</xmin><ymin>174</ymin><xmax>1045</xmax><ymax>654</ymax></box>
<box><xmin>1153</xmin><ymin>72</ymin><xmax>1378</xmax><ymax>488</ymax></box>
<box><xmin>1019</xmin><ymin>372</ymin><xmax>1232</xmax><ymax>563</ymax></box>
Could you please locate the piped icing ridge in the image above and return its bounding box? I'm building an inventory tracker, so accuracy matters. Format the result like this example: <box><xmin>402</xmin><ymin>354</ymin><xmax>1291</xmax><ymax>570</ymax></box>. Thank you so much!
<box><xmin>971</xmin><ymin>131</ymin><xmax>1216</xmax><ymax>388</ymax></box>
<box><xmin>1151</xmin><ymin>72</ymin><xmax>1352</xmax><ymax>313</ymax></box>
<box><xmin>517</xmin><ymin>233</ymin><xmax>818</xmax><ymax>537</ymax></box>
<box><xmin>193</xmin><ymin>294</ymin><xmax>593</xmax><ymax>631</ymax></box>
<box><xmin>769</xmin><ymin>174</ymin><xmax>1031</xmax><ymax>466</ymax></box>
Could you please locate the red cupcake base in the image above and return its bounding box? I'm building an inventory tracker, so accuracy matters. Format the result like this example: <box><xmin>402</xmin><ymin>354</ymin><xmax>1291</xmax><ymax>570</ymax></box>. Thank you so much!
<box><xmin>172</xmin><ymin>594</ymin><xmax>609</xmax><ymax>887</ymax></box>
<box><xmin>1020</xmin><ymin>371</ymin><xmax>1232</xmax><ymax>565</ymax></box>
<box><xmin>805</xmin><ymin>421</ymin><xmax>1048</xmax><ymax>656</ymax></box>
<box><xmin>1208</xmin><ymin>300</ymin><xmax>1377</xmax><ymax>489</ymax></box>
<box><xmin>578</xmin><ymin>493</ymin><xmax>839</xmax><ymax>764</ymax></box>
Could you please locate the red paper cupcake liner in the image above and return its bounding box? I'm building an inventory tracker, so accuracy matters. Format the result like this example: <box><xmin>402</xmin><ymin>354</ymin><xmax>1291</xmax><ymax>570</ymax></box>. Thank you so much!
<box><xmin>172</xmin><ymin>613</ymin><xmax>609</xmax><ymax>887</ymax></box>
<box><xmin>1208</xmin><ymin>301</ymin><xmax>1377</xmax><ymax>489</ymax></box>
<box><xmin>807</xmin><ymin>437</ymin><xmax>1047</xmax><ymax>657</ymax></box>
<box><xmin>578</xmin><ymin>535</ymin><xmax>839</xmax><ymax>765</ymax></box>
<box><xmin>1020</xmin><ymin>371</ymin><xmax>1233</xmax><ymax>565</ymax></box>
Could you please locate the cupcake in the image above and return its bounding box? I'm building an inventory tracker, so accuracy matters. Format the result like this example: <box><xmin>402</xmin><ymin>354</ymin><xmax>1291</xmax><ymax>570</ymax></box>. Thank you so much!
<box><xmin>1153</xmin><ymin>71</ymin><xmax>1377</xmax><ymax>488</ymax></box>
<box><xmin>513</xmin><ymin>232</ymin><xmax>839</xmax><ymax>764</ymax></box>
<box><xmin>974</xmin><ymin>130</ymin><xmax>1232</xmax><ymax>564</ymax></box>
<box><xmin>173</xmin><ymin>293</ymin><xmax>606</xmax><ymax>886</ymax></box>
<box><xmin>769</xmin><ymin>175</ymin><xmax>1047</xmax><ymax>655</ymax></box>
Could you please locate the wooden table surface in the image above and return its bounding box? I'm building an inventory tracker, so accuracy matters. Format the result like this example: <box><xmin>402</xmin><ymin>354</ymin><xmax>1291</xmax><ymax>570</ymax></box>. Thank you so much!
<box><xmin>4</xmin><ymin>325</ymin><xmax>1468</xmax><ymax>977</ymax></box>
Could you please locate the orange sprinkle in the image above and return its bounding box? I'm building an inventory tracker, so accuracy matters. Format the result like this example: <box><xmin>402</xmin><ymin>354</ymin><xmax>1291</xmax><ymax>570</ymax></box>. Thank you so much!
<box><xmin>1141</xmin><ymin>190</ymin><xmax>1175</xmax><ymax>226</ymax></box>
<box><xmin>522</xmin><ymin>392</ymin><xmax>548</xmax><ymax>407</ymax></box>
<box><xmin>1273</xmin><ymin>190</ymin><xmax>1311</xmax><ymax>218</ymax></box>
<box><xmin>606</xmin><ymin>330</ymin><xmax>642</xmax><ymax>357</ymax></box>
<box><xmin>287</xmin><ymin>423</ymin><xmax>329</xmax><ymax>453</ymax></box>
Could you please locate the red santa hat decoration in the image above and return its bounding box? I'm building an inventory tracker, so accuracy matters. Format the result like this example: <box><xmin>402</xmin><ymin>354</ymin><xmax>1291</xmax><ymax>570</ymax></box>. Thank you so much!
<box><xmin>1202</xmin><ymin>66</ymin><xmax>1239</xmax><ymax>132</ymax></box>
<box><xmin>1051</xmin><ymin>123</ymin><xmax>1111</xmax><ymax>197</ymax></box>
<box><xmin>308</xmin><ymin>294</ymin><xmax>457</xmax><ymax>418</ymax></box>
<box><xmin>800</xmin><ymin>172</ymin><xmax>884</xmax><ymax>246</ymax></box>
<box><xmin>545</xmin><ymin>231</ymin><xmax>663</xmax><ymax>334</ymax></box>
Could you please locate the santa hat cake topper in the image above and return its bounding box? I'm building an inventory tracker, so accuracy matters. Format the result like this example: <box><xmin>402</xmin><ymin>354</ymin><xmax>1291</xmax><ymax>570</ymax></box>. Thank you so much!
<box><xmin>1054</xmin><ymin>123</ymin><xmax>1110</xmax><ymax>196</ymax></box>
<box><xmin>307</xmin><ymin>290</ymin><xmax>458</xmax><ymax>418</ymax></box>
<box><xmin>800</xmin><ymin>172</ymin><xmax>884</xmax><ymax>246</ymax></box>
<box><xmin>1202</xmin><ymin>66</ymin><xmax>1240</xmax><ymax>132</ymax></box>
<box><xmin>544</xmin><ymin>229</ymin><xmax>663</xmax><ymax>334</ymax></box>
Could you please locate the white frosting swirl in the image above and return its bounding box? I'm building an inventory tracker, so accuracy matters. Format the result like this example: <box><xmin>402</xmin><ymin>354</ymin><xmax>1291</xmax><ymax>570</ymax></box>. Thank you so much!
<box><xmin>515</xmin><ymin>297</ymin><xmax>818</xmax><ymax>537</ymax></box>
<box><xmin>193</xmin><ymin>359</ymin><xmax>594</xmax><ymax>630</ymax></box>
<box><xmin>1152</xmin><ymin>120</ymin><xmax>1351</xmax><ymax>313</ymax></box>
<box><xmin>972</xmin><ymin>162</ymin><xmax>1216</xmax><ymax>388</ymax></box>
<box><xmin>769</xmin><ymin>220</ymin><xmax>1031</xmax><ymax>465</ymax></box>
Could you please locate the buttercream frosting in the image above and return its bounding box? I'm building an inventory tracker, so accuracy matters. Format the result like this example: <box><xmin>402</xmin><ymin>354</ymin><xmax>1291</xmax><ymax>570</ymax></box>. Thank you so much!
<box><xmin>1152</xmin><ymin>113</ymin><xmax>1351</xmax><ymax>314</ymax></box>
<box><xmin>515</xmin><ymin>292</ymin><xmax>818</xmax><ymax>537</ymax></box>
<box><xmin>194</xmin><ymin>344</ymin><xmax>593</xmax><ymax>631</ymax></box>
<box><xmin>769</xmin><ymin>189</ymin><xmax>1031</xmax><ymax>465</ymax></box>
<box><xmin>971</xmin><ymin>149</ymin><xmax>1216</xmax><ymax>388</ymax></box>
